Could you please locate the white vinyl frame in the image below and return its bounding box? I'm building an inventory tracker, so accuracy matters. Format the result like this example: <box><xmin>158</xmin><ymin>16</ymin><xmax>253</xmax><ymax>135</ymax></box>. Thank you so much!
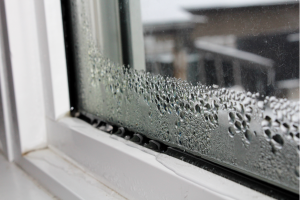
<box><xmin>0</xmin><ymin>0</ymin><xmax>277</xmax><ymax>199</ymax></box>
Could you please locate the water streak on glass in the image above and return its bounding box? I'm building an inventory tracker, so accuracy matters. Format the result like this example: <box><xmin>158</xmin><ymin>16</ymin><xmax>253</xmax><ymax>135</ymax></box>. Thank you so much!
<box><xmin>69</xmin><ymin>0</ymin><xmax>299</xmax><ymax>193</ymax></box>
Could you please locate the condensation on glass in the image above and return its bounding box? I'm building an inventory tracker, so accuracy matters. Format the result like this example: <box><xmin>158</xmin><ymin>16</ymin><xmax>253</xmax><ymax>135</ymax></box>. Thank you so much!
<box><xmin>68</xmin><ymin>0</ymin><xmax>299</xmax><ymax>193</ymax></box>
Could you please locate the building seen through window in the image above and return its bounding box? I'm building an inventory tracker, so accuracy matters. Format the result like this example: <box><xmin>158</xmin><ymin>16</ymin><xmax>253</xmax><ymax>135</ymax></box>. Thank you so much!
<box><xmin>141</xmin><ymin>0</ymin><xmax>299</xmax><ymax>99</ymax></box>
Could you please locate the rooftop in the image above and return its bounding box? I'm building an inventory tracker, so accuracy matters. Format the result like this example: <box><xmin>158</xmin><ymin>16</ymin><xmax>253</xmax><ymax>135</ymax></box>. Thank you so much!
<box><xmin>141</xmin><ymin>0</ymin><xmax>299</xmax><ymax>25</ymax></box>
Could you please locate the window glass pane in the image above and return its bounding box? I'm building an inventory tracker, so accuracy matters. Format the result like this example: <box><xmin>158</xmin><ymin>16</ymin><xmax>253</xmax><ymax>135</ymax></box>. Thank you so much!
<box><xmin>65</xmin><ymin>0</ymin><xmax>299</xmax><ymax>194</ymax></box>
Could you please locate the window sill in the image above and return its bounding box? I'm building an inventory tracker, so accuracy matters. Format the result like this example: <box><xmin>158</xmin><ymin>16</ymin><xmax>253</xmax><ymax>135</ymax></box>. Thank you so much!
<box><xmin>19</xmin><ymin>148</ymin><xmax>126</xmax><ymax>200</ymax></box>
<box><xmin>17</xmin><ymin>116</ymin><xmax>274</xmax><ymax>200</ymax></box>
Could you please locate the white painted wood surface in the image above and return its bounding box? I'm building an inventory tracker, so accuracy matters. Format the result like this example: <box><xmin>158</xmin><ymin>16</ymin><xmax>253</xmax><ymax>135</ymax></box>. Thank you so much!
<box><xmin>0</xmin><ymin>152</ymin><xmax>56</xmax><ymax>200</ymax></box>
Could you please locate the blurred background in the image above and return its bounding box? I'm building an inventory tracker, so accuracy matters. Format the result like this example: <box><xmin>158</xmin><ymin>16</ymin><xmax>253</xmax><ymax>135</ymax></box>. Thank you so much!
<box><xmin>140</xmin><ymin>0</ymin><xmax>299</xmax><ymax>100</ymax></box>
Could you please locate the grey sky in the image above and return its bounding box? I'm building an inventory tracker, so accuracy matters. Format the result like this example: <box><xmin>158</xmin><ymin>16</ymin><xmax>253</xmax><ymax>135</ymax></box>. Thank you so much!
<box><xmin>140</xmin><ymin>0</ymin><xmax>298</xmax><ymax>24</ymax></box>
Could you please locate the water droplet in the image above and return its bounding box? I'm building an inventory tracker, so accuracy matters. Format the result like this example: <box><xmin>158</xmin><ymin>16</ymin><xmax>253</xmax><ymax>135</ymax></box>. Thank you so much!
<box><xmin>295</xmin><ymin>166</ymin><xmax>299</xmax><ymax>178</ymax></box>
<box><xmin>212</xmin><ymin>84</ymin><xmax>219</xmax><ymax>89</ymax></box>
<box><xmin>236</xmin><ymin>103</ymin><xmax>244</xmax><ymax>113</ymax></box>
<box><xmin>204</xmin><ymin>103</ymin><xmax>211</xmax><ymax>110</ymax></box>
<box><xmin>245</xmin><ymin>106</ymin><xmax>253</xmax><ymax>113</ymax></box>
<box><xmin>229</xmin><ymin>112</ymin><xmax>235</xmax><ymax>123</ymax></box>
<box><xmin>257</xmin><ymin>101</ymin><xmax>264</xmax><ymax>110</ymax></box>
<box><xmin>244</xmin><ymin>130</ymin><xmax>252</xmax><ymax>143</ymax></box>
<box><xmin>292</xmin><ymin>114</ymin><xmax>299</xmax><ymax>123</ymax></box>
<box><xmin>272</xmin><ymin>134</ymin><xmax>284</xmax><ymax>148</ymax></box>
<box><xmin>242</xmin><ymin>121</ymin><xmax>247</xmax><ymax>129</ymax></box>
<box><xmin>185</xmin><ymin>104</ymin><xmax>190</xmax><ymax>110</ymax></box>
<box><xmin>180</xmin><ymin>111</ymin><xmax>185</xmax><ymax>119</ymax></box>
<box><xmin>228</xmin><ymin>126</ymin><xmax>235</xmax><ymax>137</ymax></box>
<box><xmin>195</xmin><ymin>104</ymin><xmax>201</xmax><ymax>113</ymax></box>
<box><xmin>264</xmin><ymin>129</ymin><xmax>272</xmax><ymax>139</ymax></box>
<box><xmin>214</xmin><ymin>114</ymin><xmax>218</xmax><ymax>122</ymax></box>
<box><xmin>236</xmin><ymin>113</ymin><xmax>243</xmax><ymax>121</ymax></box>
<box><xmin>245</xmin><ymin>114</ymin><xmax>251</xmax><ymax>122</ymax></box>
<box><xmin>281</xmin><ymin>123</ymin><xmax>289</xmax><ymax>134</ymax></box>
<box><xmin>273</xmin><ymin>119</ymin><xmax>280</xmax><ymax>127</ymax></box>
<box><xmin>235</xmin><ymin>121</ymin><xmax>242</xmax><ymax>131</ymax></box>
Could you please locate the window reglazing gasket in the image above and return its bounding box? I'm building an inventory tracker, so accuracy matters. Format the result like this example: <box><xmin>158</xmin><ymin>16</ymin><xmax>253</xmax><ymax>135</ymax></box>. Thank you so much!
<box><xmin>118</xmin><ymin>0</ymin><xmax>133</xmax><ymax>69</ymax></box>
<box><xmin>75</xmin><ymin>111</ymin><xmax>298</xmax><ymax>200</ymax></box>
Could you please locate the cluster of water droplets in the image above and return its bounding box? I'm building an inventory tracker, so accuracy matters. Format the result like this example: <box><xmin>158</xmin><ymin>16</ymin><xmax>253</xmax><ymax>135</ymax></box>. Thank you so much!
<box><xmin>71</xmin><ymin>0</ymin><xmax>299</xmax><ymax>193</ymax></box>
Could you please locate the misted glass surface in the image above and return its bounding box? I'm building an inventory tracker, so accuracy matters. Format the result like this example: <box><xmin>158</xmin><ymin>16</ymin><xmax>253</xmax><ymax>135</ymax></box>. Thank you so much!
<box><xmin>67</xmin><ymin>0</ymin><xmax>299</xmax><ymax>194</ymax></box>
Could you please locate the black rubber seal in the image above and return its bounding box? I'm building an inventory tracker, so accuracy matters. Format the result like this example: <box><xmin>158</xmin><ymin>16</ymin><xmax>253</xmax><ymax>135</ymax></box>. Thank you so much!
<box><xmin>118</xmin><ymin>0</ymin><xmax>133</xmax><ymax>68</ymax></box>
<box><xmin>60</xmin><ymin>0</ymin><xmax>79</xmax><ymax>116</ymax></box>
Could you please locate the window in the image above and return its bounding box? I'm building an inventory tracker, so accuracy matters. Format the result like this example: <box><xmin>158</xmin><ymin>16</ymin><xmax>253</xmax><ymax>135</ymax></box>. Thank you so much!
<box><xmin>0</xmin><ymin>0</ymin><xmax>299</xmax><ymax>199</ymax></box>
<box><xmin>62</xmin><ymin>0</ymin><xmax>299</xmax><ymax>198</ymax></box>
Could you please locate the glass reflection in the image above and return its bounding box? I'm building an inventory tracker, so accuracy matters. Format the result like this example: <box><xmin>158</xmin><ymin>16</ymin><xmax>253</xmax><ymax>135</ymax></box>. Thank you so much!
<box><xmin>141</xmin><ymin>0</ymin><xmax>299</xmax><ymax>99</ymax></box>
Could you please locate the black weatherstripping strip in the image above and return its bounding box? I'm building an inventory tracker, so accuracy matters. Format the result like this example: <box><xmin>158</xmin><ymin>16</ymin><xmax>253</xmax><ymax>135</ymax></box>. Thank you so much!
<box><xmin>119</xmin><ymin>0</ymin><xmax>133</xmax><ymax>68</ymax></box>
<box><xmin>60</xmin><ymin>0</ymin><xmax>79</xmax><ymax>116</ymax></box>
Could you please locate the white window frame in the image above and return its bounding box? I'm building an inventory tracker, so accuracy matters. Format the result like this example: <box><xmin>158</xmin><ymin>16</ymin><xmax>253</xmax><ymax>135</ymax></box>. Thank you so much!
<box><xmin>0</xmin><ymin>0</ymin><xmax>278</xmax><ymax>199</ymax></box>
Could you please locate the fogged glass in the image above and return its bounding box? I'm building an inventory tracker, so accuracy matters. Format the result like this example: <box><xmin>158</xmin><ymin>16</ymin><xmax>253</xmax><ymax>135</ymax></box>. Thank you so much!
<box><xmin>67</xmin><ymin>0</ymin><xmax>299</xmax><ymax>193</ymax></box>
